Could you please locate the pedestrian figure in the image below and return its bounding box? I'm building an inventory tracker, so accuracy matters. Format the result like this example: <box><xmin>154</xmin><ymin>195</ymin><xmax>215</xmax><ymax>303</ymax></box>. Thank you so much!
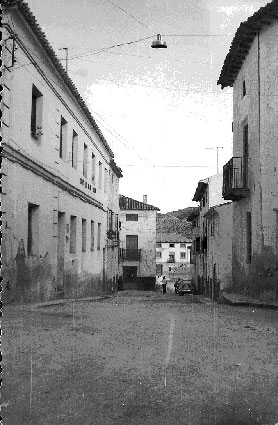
<box><xmin>174</xmin><ymin>278</ymin><xmax>181</xmax><ymax>294</ymax></box>
<box><xmin>162</xmin><ymin>276</ymin><xmax>167</xmax><ymax>294</ymax></box>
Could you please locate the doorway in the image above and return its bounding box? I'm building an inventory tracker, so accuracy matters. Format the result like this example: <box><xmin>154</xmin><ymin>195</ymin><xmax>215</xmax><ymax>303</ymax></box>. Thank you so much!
<box><xmin>123</xmin><ymin>266</ymin><xmax>137</xmax><ymax>290</ymax></box>
<box><xmin>57</xmin><ymin>211</ymin><xmax>65</xmax><ymax>295</ymax></box>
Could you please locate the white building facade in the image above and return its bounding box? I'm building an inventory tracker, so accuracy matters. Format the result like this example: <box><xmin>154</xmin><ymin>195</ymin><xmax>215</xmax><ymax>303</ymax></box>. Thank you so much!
<box><xmin>218</xmin><ymin>1</ymin><xmax>278</xmax><ymax>299</ymax></box>
<box><xmin>156</xmin><ymin>233</ymin><xmax>192</xmax><ymax>279</ymax></box>
<box><xmin>2</xmin><ymin>1</ymin><xmax>122</xmax><ymax>302</ymax></box>
<box><xmin>190</xmin><ymin>174</ymin><xmax>232</xmax><ymax>298</ymax></box>
<box><xmin>119</xmin><ymin>195</ymin><xmax>159</xmax><ymax>290</ymax></box>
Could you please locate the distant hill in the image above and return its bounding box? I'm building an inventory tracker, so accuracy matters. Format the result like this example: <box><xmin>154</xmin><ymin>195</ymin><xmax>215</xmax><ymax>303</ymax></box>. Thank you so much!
<box><xmin>156</xmin><ymin>207</ymin><xmax>198</xmax><ymax>239</ymax></box>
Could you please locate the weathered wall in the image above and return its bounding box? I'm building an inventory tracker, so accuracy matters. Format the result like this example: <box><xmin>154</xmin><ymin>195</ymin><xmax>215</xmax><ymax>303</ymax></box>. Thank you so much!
<box><xmin>156</xmin><ymin>241</ymin><xmax>192</xmax><ymax>264</ymax></box>
<box><xmin>206</xmin><ymin>203</ymin><xmax>233</xmax><ymax>295</ymax></box>
<box><xmin>231</xmin><ymin>22</ymin><xmax>278</xmax><ymax>298</ymax></box>
<box><xmin>119</xmin><ymin>210</ymin><xmax>157</xmax><ymax>278</ymax></box>
<box><xmin>2</xmin><ymin>161</ymin><xmax>108</xmax><ymax>302</ymax></box>
<box><xmin>2</xmin><ymin>11</ymin><xmax>121</xmax><ymax>302</ymax></box>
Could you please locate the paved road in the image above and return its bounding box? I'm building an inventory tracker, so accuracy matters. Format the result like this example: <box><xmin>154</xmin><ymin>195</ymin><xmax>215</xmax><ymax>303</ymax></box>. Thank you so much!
<box><xmin>2</xmin><ymin>291</ymin><xmax>278</xmax><ymax>425</ymax></box>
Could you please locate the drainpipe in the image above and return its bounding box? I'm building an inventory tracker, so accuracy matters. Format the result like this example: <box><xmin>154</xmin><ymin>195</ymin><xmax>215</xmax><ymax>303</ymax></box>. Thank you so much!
<box><xmin>258</xmin><ymin>32</ymin><xmax>264</xmax><ymax>250</ymax></box>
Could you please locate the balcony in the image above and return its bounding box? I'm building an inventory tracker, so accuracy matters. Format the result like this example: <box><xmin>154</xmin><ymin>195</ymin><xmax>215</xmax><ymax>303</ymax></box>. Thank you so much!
<box><xmin>167</xmin><ymin>257</ymin><xmax>175</xmax><ymax>263</ymax></box>
<box><xmin>119</xmin><ymin>248</ymin><xmax>141</xmax><ymax>261</ymax></box>
<box><xmin>222</xmin><ymin>157</ymin><xmax>250</xmax><ymax>201</ymax></box>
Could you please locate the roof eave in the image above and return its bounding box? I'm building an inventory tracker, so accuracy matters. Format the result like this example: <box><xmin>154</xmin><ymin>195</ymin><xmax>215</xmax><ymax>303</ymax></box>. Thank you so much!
<box><xmin>3</xmin><ymin>0</ymin><xmax>115</xmax><ymax>158</ymax></box>
<box><xmin>192</xmin><ymin>182</ymin><xmax>208</xmax><ymax>202</ymax></box>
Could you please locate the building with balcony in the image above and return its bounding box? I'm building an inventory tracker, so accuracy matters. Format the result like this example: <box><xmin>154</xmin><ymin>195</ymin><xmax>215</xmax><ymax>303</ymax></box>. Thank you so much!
<box><xmin>119</xmin><ymin>195</ymin><xmax>160</xmax><ymax>290</ymax></box>
<box><xmin>156</xmin><ymin>233</ymin><xmax>193</xmax><ymax>280</ymax></box>
<box><xmin>189</xmin><ymin>174</ymin><xmax>232</xmax><ymax>298</ymax></box>
<box><xmin>218</xmin><ymin>0</ymin><xmax>278</xmax><ymax>298</ymax></box>
<box><xmin>2</xmin><ymin>1</ymin><xmax>122</xmax><ymax>303</ymax></box>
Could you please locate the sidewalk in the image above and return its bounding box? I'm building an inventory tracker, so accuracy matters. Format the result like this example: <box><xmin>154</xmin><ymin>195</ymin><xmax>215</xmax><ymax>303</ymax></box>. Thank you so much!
<box><xmin>20</xmin><ymin>295</ymin><xmax>111</xmax><ymax>311</ymax></box>
<box><xmin>220</xmin><ymin>292</ymin><xmax>278</xmax><ymax>310</ymax></box>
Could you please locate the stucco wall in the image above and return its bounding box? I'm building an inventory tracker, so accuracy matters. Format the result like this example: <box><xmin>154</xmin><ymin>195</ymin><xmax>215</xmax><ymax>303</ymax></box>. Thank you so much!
<box><xmin>156</xmin><ymin>242</ymin><xmax>192</xmax><ymax>264</ymax></box>
<box><xmin>231</xmin><ymin>22</ymin><xmax>278</xmax><ymax>298</ymax></box>
<box><xmin>119</xmin><ymin>210</ymin><xmax>157</xmax><ymax>278</ymax></box>
<box><xmin>2</xmin><ymin>11</ymin><xmax>121</xmax><ymax>302</ymax></box>
<box><xmin>206</xmin><ymin>203</ymin><xmax>233</xmax><ymax>292</ymax></box>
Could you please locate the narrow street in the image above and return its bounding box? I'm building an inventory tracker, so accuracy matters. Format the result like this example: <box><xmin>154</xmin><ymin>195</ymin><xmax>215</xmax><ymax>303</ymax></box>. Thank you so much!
<box><xmin>2</xmin><ymin>290</ymin><xmax>278</xmax><ymax>425</ymax></box>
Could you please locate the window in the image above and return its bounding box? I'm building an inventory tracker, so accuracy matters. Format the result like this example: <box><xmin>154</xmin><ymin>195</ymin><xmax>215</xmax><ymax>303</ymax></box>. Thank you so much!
<box><xmin>108</xmin><ymin>210</ymin><xmax>113</xmax><ymax>231</ymax></box>
<box><xmin>70</xmin><ymin>215</ymin><xmax>77</xmax><ymax>253</ymax></box>
<box><xmin>104</xmin><ymin>168</ymin><xmax>108</xmax><ymax>193</ymax></box>
<box><xmin>243</xmin><ymin>80</ymin><xmax>246</xmax><ymax>97</ymax></box>
<box><xmin>59</xmin><ymin>116</ymin><xmax>67</xmax><ymax>160</ymax></box>
<box><xmin>243</xmin><ymin>123</ymin><xmax>248</xmax><ymax>188</ymax></box>
<box><xmin>27</xmin><ymin>203</ymin><xmax>39</xmax><ymax>255</ymax></box>
<box><xmin>180</xmin><ymin>243</ymin><xmax>186</xmax><ymax>248</ymax></box>
<box><xmin>71</xmin><ymin>131</ymin><xmax>78</xmax><ymax>168</ymax></box>
<box><xmin>246</xmin><ymin>212</ymin><xmax>252</xmax><ymax>263</ymax></box>
<box><xmin>97</xmin><ymin>223</ymin><xmax>101</xmax><ymax>250</ymax></box>
<box><xmin>169</xmin><ymin>243</ymin><xmax>175</xmax><ymax>248</ymax></box>
<box><xmin>31</xmin><ymin>85</ymin><xmax>43</xmax><ymax>140</ymax></box>
<box><xmin>180</xmin><ymin>252</ymin><xmax>186</xmax><ymax>259</ymax></box>
<box><xmin>83</xmin><ymin>144</ymin><xmax>88</xmax><ymax>178</ymax></box>
<box><xmin>210</xmin><ymin>220</ymin><xmax>215</xmax><ymax>236</ymax></box>
<box><xmin>202</xmin><ymin>196</ymin><xmax>206</xmax><ymax>207</ymax></box>
<box><xmin>91</xmin><ymin>220</ymin><xmax>95</xmax><ymax>251</ymax></box>
<box><xmin>126</xmin><ymin>235</ymin><xmax>138</xmax><ymax>249</ymax></box>
<box><xmin>98</xmin><ymin>162</ymin><xmax>102</xmax><ymax>189</ymax></box>
<box><xmin>91</xmin><ymin>152</ymin><xmax>96</xmax><ymax>184</ymax></box>
<box><xmin>82</xmin><ymin>219</ymin><xmax>87</xmax><ymax>252</ymax></box>
<box><xmin>156</xmin><ymin>252</ymin><xmax>162</xmax><ymax>258</ymax></box>
<box><xmin>126</xmin><ymin>214</ymin><xmax>138</xmax><ymax>221</ymax></box>
<box><xmin>156</xmin><ymin>243</ymin><xmax>162</xmax><ymax>248</ymax></box>
<box><xmin>169</xmin><ymin>254</ymin><xmax>175</xmax><ymax>263</ymax></box>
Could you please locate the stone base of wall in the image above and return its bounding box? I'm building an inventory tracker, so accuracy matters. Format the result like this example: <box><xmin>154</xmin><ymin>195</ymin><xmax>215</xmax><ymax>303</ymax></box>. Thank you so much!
<box><xmin>137</xmin><ymin>276</ymin><xmax>156</xmax><ymax>291</ymax></box>
<box><xmin>121</xmin><ymin>277</ymin><xmax>156</xmax><ymax>291</ymax></box>
<box><xmin>2</xmin><ymin>262</ymin><xmax>117</xmax><ymax>304</ymax></box>
<box><xmin>230</xmin><ymin>248</ymin><xmax>278</xmax><ymax>300</ymax></box>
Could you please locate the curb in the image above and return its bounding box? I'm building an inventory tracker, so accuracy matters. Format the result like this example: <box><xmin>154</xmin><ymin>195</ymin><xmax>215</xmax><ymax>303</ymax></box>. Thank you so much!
<box><xmin>219</xmin><ymin>294</ymin><xmax>278</xmax><ymax>310</ymax></box>
<box><xmin>197</xmin><ymin>295</ymin><xmax>216</xmax><ymax>305</ymax></box>
<box><xmin>23</xmin><ymin>295</ymin><xmax>112</xmax><ymax>311</ymax></box>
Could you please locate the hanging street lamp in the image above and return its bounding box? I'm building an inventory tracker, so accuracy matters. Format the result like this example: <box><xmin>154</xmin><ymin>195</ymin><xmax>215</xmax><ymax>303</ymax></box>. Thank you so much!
<box><xmin>151</xmin><ymin>34</ymin><xmax>167</xmax><ymax>49</ymax></box>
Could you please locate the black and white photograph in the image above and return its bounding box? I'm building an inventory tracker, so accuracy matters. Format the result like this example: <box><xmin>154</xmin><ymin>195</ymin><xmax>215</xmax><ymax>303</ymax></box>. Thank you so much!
<box><xmin>2</xmin><ymin>0</ymin><xmax>278</xmax><ymax>423</ymax></box>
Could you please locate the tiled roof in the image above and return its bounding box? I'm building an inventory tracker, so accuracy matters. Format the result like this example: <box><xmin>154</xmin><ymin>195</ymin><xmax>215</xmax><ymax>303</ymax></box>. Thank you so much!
<box><xmin>156</xmin><ymin>233</ymin><xmax>192</xmax><ymax>243</ymax></box>
<box><xmin>218</xmin><ymin>0</ymin><xmax>278</xmax><ymax>88</ymax></box>
<box><xmin>192</xmin><ymin>180</ymin><xmax>208</xmax><ymax>202</ymax></box>
<box><xmin>119</xmin><ymin>195</ymin><xmax>160</xmax><ymax>211</ymax></box>
<box><xmin>3</xmin><ymin>0</ymin><xmax>115</xmax><ymax>158</ymax></box>
<box><xmin>204</xmin><ymin>202</ymin><xmax>232</xmax><ymax>219</ymax></box>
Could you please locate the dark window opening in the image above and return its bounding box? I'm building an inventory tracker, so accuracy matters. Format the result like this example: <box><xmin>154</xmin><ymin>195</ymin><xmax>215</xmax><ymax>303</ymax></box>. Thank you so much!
<box><xmin>126</xmin><ymin>214</ymin><xmax>138</xmax><ymax>221</ymax></box>
<box><xmin>82</xmin><ymin>218</ymin><xmax>87</xmax><ymax>252</ymax></box>
<box><xmin>31</xmin><ymin>85</ymin><xmax>43</xmax><ymax>140</ymax></box>
<box><xmin>70</xmin><ymin>215</ymin><xmax>77</xmax><ymax>253</ymax></box>
<box><xmin>243</xmin><ymin>80</ymin><xmax>246</xmax><ymax>97</ymax></box>
<box><xmin>59</xmin><ymin>116</ymin><xmax>67</xmax><ymax>159</ymax></box>
<box><xmin>27</xmin><ymin>203</ymin><xmax>39</xmax><ymax>255</ymax></box>
<box><xmin>72</xmin><ymin>130</ymin><xmax>78</xmax><ymax>168</ymax></box>
<box><xmin>246</xmin><ymin>212</ymin><xmax>252</xmax><ymax>263</ymax></box>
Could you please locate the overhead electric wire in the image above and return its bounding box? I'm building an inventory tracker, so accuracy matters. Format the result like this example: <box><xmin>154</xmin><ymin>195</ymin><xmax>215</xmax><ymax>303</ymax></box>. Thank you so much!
<box><xmin>105</xmin><ymin>0</ymin><xmax>154</xmax><ymax>32</ymax></box>
<box><xmin>68</xmin><ymin>35</ymin><xmax>155</xmax><ymax>60</ymax></box>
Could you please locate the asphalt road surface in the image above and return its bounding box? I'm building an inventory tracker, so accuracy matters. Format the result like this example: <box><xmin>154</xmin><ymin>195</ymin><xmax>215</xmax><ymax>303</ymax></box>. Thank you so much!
<box><xmin>2</xmin><ymin>290</ymin><xmax>278</xmax><ymax>425</ymax></box>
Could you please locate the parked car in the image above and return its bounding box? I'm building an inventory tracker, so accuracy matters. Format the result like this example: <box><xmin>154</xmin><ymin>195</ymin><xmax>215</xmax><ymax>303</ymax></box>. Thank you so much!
<box><xmin>177</xmin><ymin>280</ymin><xmax>193</xmax><ymax>296</ymax></box>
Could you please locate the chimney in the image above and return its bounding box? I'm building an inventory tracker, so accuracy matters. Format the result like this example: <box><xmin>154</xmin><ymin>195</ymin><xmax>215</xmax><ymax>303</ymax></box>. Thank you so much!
<box><xmin>143</xmin><ymin>195</ymin><xmax>147</xmax><ymax>204</ymax></box>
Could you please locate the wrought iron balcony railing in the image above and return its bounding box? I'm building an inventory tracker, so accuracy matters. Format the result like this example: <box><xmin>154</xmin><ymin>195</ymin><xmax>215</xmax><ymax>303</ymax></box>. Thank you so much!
<box><xmin>119</xmin><ymin>248</ymin><xmax>141</xmax><ymax>261</ymax></box>
<box><xmin>222</xmin><ymin>157</ymin><xmax>249</xmax><ymax>201</ymax></box>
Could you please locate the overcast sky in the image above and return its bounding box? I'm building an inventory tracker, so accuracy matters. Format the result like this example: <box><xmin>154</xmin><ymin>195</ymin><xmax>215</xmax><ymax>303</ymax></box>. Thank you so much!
<box><xmin>27</xmin><ymin>0</ymin><xmax>267</xmax><ymax>212</ymax></box>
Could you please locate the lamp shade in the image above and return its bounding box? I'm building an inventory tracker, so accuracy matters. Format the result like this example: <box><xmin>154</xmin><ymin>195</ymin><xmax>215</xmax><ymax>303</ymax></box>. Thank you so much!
<box><xmin>151</xmin><ymin>34</ymin><xmax>167</xmax><ymax>49</ymax></box>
